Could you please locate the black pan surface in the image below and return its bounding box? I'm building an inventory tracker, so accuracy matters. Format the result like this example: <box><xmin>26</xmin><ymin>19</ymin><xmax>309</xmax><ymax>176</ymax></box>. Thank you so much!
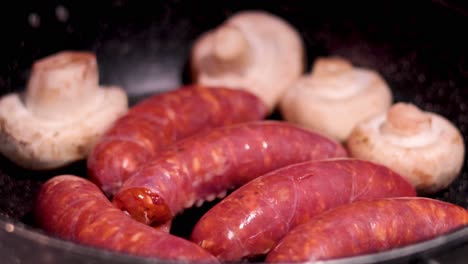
<box><xmin>0</xmin><ymin>0</ymin><xmax>467</xmax><ymax>263</ymax></box>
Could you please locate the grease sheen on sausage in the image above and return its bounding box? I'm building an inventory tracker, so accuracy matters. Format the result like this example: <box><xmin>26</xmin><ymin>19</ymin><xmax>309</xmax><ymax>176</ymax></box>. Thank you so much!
<box><xmin>190</xmin><ymin>158</ymin><xmax>416</xmax><ymax>261</ymax></box>
<box><xmin>266</xmin><ymin>197</ymin><xmax>468</xmax><ymax>263</ymax></box>
<box><xmin>87</xmin><ymin>86</ymin><xmax>268</xmax><ymax>196</ymax></box>
<box><xmin>34</xmin><ymin>175</ymin><xmax>218</xmax><ymax>262</ymax></box>
<box><xmin>112</xmin><ymin>121</ymin><xmax>347</xmax><ymax>226</ymax></box>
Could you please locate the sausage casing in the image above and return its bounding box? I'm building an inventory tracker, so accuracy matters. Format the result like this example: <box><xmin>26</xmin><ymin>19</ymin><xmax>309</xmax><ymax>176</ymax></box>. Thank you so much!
<box><xmin>87</xmin><ymin>86</ymin><xmax>268</xmax><ymax>196</ymax></box>
<box><xmin>34</xmin><ymin>175</ymin><xmax>218</xmax><ymax>262</ymax></box>
<box><xmin>266</xmin><ymin>197</ymin><xmax>468</xmax><ymax>262</ymax></box>
<box><xmin>190</xmin><ymin>158</ymin><xmax>416</xmax><ymax>261</ymax></box>
<box><xmin>113</xmin><ymin>121</ymin><xmax>347</xmax><ymax>226</ymax></box>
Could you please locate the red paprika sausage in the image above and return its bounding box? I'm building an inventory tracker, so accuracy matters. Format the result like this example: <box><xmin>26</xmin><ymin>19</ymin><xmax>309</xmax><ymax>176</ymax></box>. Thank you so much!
<box><xmin>87</xmin><ymin>86</ymin><xmax>268</xmax><ymax>196</ymax></box>
<box><xmin>190</xmin><ymin>158</ymin><xmax>416</xmax><ymax>261</ymax></box>
<box><xmin>34</xmin><ymin>175</ymin><xmax>218</xmax><ymax>262</ymax></box>
<box><xmin>266</xmin><ymin>197</ymin><xmax>468</xmax><ymax>263</ymax></box>
<box><xmin>112</xmin><ymin>121</ymin><xmax>347</xmax><ymax>226</ymax></box>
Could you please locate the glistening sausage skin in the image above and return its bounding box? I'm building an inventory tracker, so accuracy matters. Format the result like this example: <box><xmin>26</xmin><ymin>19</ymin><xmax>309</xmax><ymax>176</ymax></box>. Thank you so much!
<box><xmin>112</xmin><ymin>121</ymin><xmax>347</xmax><ymax>226</ymax></box>
<box><xmin>266</xmin><ymin>197</ymin><xmax>468</xmax><ymax>263</ymax></box>
<box><xmin>34</xmin><ymin>175</ymin><xmax>218</xmax><ymax>262</ymax></box>
<box><xmin>87</xmin><ymin>86</ymin><xmax>268</xmax><ymax>196</ymax></box>
<box><xmin>190</xmin><ymin>158</ymin><xmax>416</xmax><ymax>261</ymax></box>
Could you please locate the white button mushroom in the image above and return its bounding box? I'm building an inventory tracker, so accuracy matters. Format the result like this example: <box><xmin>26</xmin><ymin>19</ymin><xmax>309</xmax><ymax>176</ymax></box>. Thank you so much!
<box><xmin>191</xmin><ymin>11</ymin><xmax>305</xmax><ymax>112</ymax></box>
<box><xmin>279</xmin><ymin>57</ymin><xmax>393</xmax><ymax>141</ymax></box>
<box><xmin>346</xmin><ymin>102</ymin><xmax>465</xmax><ymax>194</ymax></box>
<box><xmin>0</xmin><ymin>51</ymin><xmax>128</xmax><ymax>170</ymax></box>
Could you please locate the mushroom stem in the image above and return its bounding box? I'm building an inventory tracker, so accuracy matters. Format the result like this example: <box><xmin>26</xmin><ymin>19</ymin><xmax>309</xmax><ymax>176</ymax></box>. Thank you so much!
<box><xmin>312</xmin><ymin>57</ymin><xmax>353</xmax><ymax>77</ymax></box>
<box><xmin>382</xmin><ymin>103</ymin><xmax>432</xmax><ymax>136</ymax></box>
<box><xmin>25</xmin><ymin>51</ymin><xmax>99</xmax><ymax>120</ymax></box>
<box><xmin>213</xmin><ymin>25</ymin><xmax>249</xmax><ymax>64</ymax></box>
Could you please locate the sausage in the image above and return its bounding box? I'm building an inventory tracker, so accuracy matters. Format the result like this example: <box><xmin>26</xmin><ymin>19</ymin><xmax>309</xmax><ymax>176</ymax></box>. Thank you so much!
<box><xmin>34</xmin><ymin>175</ymin><xmax>218</xmax><ymax>262</ymax></box>
<box><xmin>87</xmin><ymin>85</ymin><xmax>268</xmax><ymax>196</ymax></box>
<box><xmin>266</xmin><ymin>197</ymin><xmax>468</xmax><ymax>263</ymax></box>
<box><xmin>112</xmin><ymin>120</ymin><xmax>348</xmax><ymax>226</ymax></box>
<box><xmin>190</xmin><ymin>158</ymin><xmax>416</xmax><ymax>261</ymax></box>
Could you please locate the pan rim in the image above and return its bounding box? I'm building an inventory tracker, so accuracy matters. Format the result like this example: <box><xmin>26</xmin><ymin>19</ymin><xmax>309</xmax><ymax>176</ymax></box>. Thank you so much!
<box><xmin>1</xmin><ymin>215</ymin><xmax>467</xmax><ymax>264</ymax></box>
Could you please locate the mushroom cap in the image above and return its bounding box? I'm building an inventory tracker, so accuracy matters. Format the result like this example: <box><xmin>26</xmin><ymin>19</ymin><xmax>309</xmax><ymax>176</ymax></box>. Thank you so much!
<box><xmin>346</xmin><ymin>102</ymin><xmax>465</xmax><ymax>194</ymax></box>
<box><xmin>280</xmin><ymin>57</ymin><xmax>393</xmax><ymax>141</ymax></box>
<box><xmin>0</xmin><ymin>51</ymin><xmax>128</xmax><ymax>170</ymax></box>
<box><xmin>191</xmin><ymin>10</ymin><xmax>305</xmax><ymax>111</ymax></box>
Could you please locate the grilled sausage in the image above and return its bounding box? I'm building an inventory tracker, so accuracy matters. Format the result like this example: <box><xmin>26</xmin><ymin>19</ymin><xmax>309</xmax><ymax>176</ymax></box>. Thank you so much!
<box><xmin>87</xmin><ymin>85</ymin><xmax>268</xmax><ymax>196</ymax></box>
<box><xmin>112</xmin><ymin>121</ymin><xmax>347</xmax><ymax>226</ymax></box>
<box><xmin>266</xmin><ymin>197</ymin><xmax>468</xmax><ymax>263</ymax></box>
<box><xmin>34</xmin><ymin>175</ymin><xmax>218</xmax><ymax>262</ymax></box>
<box><xmin>190</xmin><ymin>158</ymin><xmax>416</xmax><ymax>261</ymax></box>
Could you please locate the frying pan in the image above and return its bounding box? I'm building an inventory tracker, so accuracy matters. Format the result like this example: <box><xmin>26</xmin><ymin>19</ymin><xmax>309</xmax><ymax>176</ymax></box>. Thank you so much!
<box><xmin>0</xmin><ymin>0</ymin><xmax>467</xmax><ymax>263</ymax></box>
